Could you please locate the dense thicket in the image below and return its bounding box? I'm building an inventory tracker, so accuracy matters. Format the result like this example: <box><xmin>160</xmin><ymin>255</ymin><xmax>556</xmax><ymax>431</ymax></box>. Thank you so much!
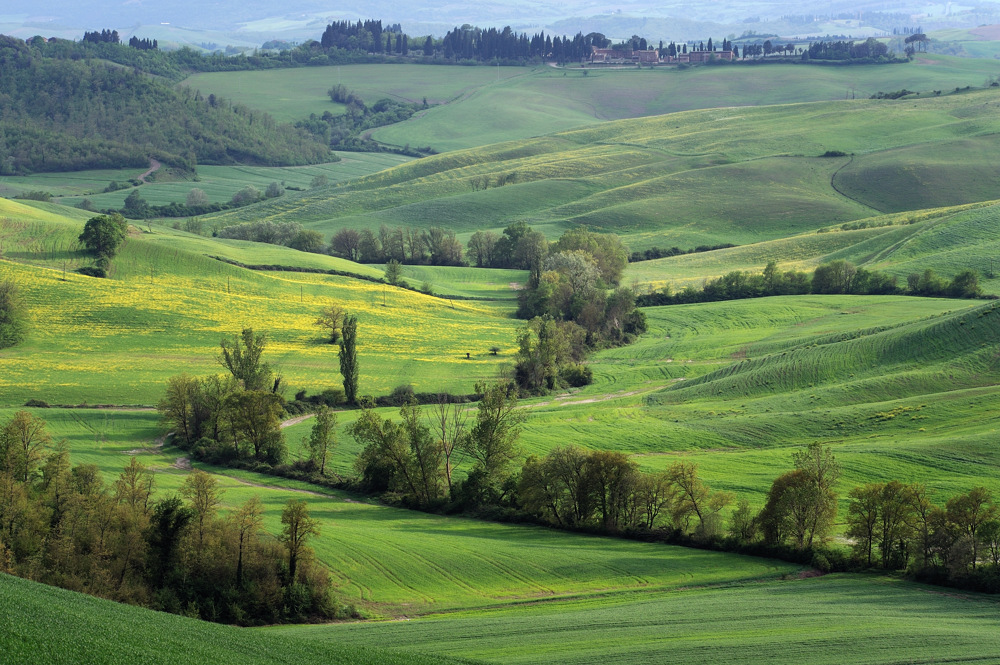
<box><xmin>0</xmin><ymin>412</ymin><xmax>336</xmax><ymax>625</ymax></box>
<box><xmin>159</xmin><ymin>329</ymin><xmax>289</xmax><ymax>467</ymax></box>
<box><xmin>296</xmin><ymin>92</ymin><xmax>427</xmax><ymax>154</ymax></box>
<box><xmin>0</xmin><ymin>36</ymin><xmax>329</xmax><ymax>174</ymax></box>
<box><xmin>637</xmin><ymin>260</ymin><xmax>987</xmax><ymax>306</ymax></box>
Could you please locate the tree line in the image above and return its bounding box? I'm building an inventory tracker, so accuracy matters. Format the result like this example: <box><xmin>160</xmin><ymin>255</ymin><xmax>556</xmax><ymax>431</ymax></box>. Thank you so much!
<box><xmin>0</xmin><ymin>411</ymin><xmax>338</xmax><ymax>625</ymax></box>
<box><xmin>637</xmin><ymin>260</ymin><xmax>988</xmax><ymax>307</ymax></box>
<box><xmin>296</xmin><ymin>89</ymin><xmax>429</xmax><ymax>154</ymax></box>
<box><xmin>0</xmin><ymin>36</ymin><xmax>330</xmax><ymax>175</ymax></box>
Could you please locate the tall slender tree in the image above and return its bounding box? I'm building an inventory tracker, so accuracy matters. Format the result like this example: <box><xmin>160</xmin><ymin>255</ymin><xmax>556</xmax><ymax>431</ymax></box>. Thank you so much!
<box><xmin>339</xmin><ymin>314</ymin><xmax>359</xmax><ymax>404</ymax></box>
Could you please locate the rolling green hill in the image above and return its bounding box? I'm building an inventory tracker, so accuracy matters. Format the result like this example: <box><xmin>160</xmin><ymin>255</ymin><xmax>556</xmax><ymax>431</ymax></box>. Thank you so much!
<box><xmin>181</xmin><ymin>57</ymin><xmax>1000</xmax><ymax>152</ymax></box>
<box><xmin>200</xmin><ymin>88</ymin><xmax>1000</xmax><ymax>252</ymax></box>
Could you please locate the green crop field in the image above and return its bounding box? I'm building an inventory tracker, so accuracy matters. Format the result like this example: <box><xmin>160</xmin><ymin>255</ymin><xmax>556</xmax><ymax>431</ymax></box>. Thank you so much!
<box><xmin>199</xmin><ymin>88</ymin><xmax>1000</xmax><ymax>253</ymax></box>
<box><xmin>279</xmin><ymin>575</ymin><xmax>1000</xmax><ymax>664</ymax></box>
<box><xmin>182</xmin><ymin>57</ymin><xmax>1000</xmax><ymax>153</ymax></box>
<box><xmin>0</xmin><ymin>154</ymin><xmax>412</xmax><ymax>210</ymax></box>
<box><xmin>7</xmin><ymin>62</ymin><xmax>1000</xmax><ymax>665</ymax></box>
<box><xmin>0</xmin><ymin>573</ymin><xmax>457</xmax><ymax>665</ymax></box>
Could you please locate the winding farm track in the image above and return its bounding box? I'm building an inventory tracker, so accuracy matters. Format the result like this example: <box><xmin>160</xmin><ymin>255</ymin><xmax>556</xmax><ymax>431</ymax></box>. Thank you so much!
<box><xmin>138</xmin><ymin>158</ymin><xmax>161</xmax><ymax>183</ymax></box>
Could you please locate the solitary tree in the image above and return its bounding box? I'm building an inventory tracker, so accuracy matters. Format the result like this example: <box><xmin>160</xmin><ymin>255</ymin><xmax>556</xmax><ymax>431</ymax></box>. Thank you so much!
<box><xmin>79</xmin><ymin>213</ymin><xmax>128</xmax><ymax>268</ymax></box>
<box><xmin>315</xmin><ymin>304</ymin><xmax>345</xmax><ymax>344</ymax></box>
<box><xmin>186</xmin><ymin>188</ymin><xmax>209</xmax><ymax>207</ymax></box>
<box><xmin>339</xmin><ymin>314</ymin><xmax>359</xmax><ymax>404</ymax></box>
<box><xmin>384</xmin><ymin>259</ymin><xmax>403</xmax><ymax>286</ymax></box>
<box><xmin>280</xmin><ymin>499</ymin><xmax>319</xmax><ymax>582</ymax></box>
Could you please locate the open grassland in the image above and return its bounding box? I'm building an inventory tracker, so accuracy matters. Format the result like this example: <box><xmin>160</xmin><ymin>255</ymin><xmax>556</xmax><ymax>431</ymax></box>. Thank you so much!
<box><xmin>279</xmin><ymin>575</ymin><xmax>1000</xmax><ymax>665</ymax></box>
<box><xmin>201</xmin><ymin>88</ymin><xmax>1000</xmax><ymax>251</ymax></box>
<box><xmin>0</xmin><ymin>574</ymin><xmax>457</xmax><ymax>665</ymax></box>
<box><xmin>183</xmin><ymin>58</ymin><xmax>1000</xmax><ymax>152</ymax></box>
<box><xmin>0</xmin><ymin>201</ymin><xmax>520</xmax><ymax>406</ymax></box>
<box><xmin>623</xmin><ymin>201</ymin><xmax>1000</xmax><ymax>292</ymax></box>
<box><xmin>0</xmin><ymin>154</ymin><xmax>411</xmax><ymax>209</ymax></box>
<box><xmin>0</xmin><ymin>406</ymin><xmax>799</xmax><ymax>619</ymax></box>
<box><xmin>181</xmin><ymin>64</ymin><xmax>533</xmax><ymax>123</ymax></box>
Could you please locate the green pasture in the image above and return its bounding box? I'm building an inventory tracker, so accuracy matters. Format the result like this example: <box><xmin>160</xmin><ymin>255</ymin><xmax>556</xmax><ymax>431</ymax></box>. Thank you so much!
<box><xmin>181</xmin><ymin>58</ymin><xmax>1000</xmax><ymax>153</ymax></box>
<box><xmin>180</xmin><ymin>64</ymin><xmax>533</xmax><ymax>123</ymax></box>
<box><xmin>374</xmin><ymin>56</ymin><xmax>1000</xmax><ymax>152</ymax></box>
<box><xmin>623</xmin><ymin>201</ymin><xmax>1000</xmax><ymax>293</ymax></box>
<box><xmin>0</xmin><ymin>573</ymin><xmax>456</xmax><ymax>665</ymax></box>
<box><xmin>280</xmin><ymin>575</ymin><xmax>1000</xmax><ymax>665</ymax></box>
<box><xmin>200</xmin><ymin>88</ymin><xmax>1000</xmax><ymax>251</ymax></box>
<box><xmin>0</xmin><ymin>154</ymin><xmax>411</xmax><ymax>210</ymax></box>
<box><xmin>0</xmin><ymin>201</ymin><xmax>521</xmax><ymax>406</ymax></box>
<box><xmin>0</xmin><ymin>406</ymin><xmax>799</xmax><ymax>619</ymax></box>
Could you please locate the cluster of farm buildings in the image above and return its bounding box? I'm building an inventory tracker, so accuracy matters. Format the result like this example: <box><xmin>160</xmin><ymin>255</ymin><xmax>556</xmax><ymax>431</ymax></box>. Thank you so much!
<box><xmin>589</xmin><ymin>47</ymin><xmax>735</xmax><ymax>64</ymax></box>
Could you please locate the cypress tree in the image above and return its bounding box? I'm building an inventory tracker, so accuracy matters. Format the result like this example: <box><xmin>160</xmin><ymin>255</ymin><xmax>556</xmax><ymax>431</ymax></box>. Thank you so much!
<box><xmin>339</xmin><ymin>314</ymin><xmax>359</xmax><ymax>404</ymax></box>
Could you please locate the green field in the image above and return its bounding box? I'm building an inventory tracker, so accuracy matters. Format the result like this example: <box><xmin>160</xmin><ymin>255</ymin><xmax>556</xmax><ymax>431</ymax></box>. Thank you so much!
<box><xmin>0</xmin><ymin>573</ymin><xmax>457</xmax><ymax>665</ymax></box>
<box><xmin>0</xmin><ymin>198</ymin><xmax>520</xmax><ymax>406</ymax></box>
<box><xmin>198</xmin><ymin>88</ymin><xmax>1000</xmax><ymax>252</ymax></box>
<box><xmin>7</xmin><ymin>62</ymin><xmax>1000</xmax><ymax>664</ymax></box>
<box><xmin>0</xmin><ymin>154</ymin><xmax>412</xmax><ymax>210</ymax></box>
<box><xmin>280</xmin><ymin>575</ymin><xmax>1000</xmax><ymax>664</ymax></box>
<box><xmin>182</xmin><ymin>57</ymin><xmax>1000</xmax><ymax>152</ymax></box>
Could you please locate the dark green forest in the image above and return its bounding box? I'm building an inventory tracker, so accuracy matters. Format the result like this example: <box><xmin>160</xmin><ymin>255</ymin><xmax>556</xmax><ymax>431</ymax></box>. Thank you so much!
<box><xmin>0</xmin><ymin>36</ymin><xmax>331</xmax><ymax>174</ymax></box>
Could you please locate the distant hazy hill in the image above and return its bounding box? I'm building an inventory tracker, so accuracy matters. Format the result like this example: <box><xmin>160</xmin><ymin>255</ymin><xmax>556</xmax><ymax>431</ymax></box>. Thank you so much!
<box><xmin>0</xmin><ymin>36</ymin><xmax>331</xmax><ymax>174</ymax></box>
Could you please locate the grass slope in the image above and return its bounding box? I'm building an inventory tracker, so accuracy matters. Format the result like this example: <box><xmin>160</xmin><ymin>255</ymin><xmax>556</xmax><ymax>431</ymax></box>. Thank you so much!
<box><xmin>279</xmin><ymin>575</ymin><xmax>1000</xmax><ymax>665</ymax></box>
<box><xmin>183</xmin><ymin>58</ymin><xmax>1000</xmax><ymax>152</ymax></box>
<box><xmin>0</xmin><ymin>574</ymin><xmax>458</xmax><ymax>665</ymax></box>
<box><xmin>200</xmin><ymin>88</ymin><xmax>1000</xmax><ymax>251</ymax></box>
<box><xmin>0</xmin><ymin>201</ymin><xmax>520</xmax><ymax>405</ymax></box>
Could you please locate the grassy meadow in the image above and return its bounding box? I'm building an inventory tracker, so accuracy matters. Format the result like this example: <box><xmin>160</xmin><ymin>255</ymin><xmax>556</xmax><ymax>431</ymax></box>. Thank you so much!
<box><xmin>182</xmin><ymin>57</ymin><xmax>1000</xmax><ymax>152</ymax></box>
<box><xmin>7</xmin><ymin>57</ymin><xmax>1000</xmax><ymax>665</ymax></box>
<box><xmin>0</xmin><ymin>199</ymin><xmax>520</xmax><ymax>406</ymax></box>
<box><xmin>200</xmin><ymin>87</ymin><xmax>1000</xmax><ymax>252</ymax></box>
<box><xmin>0</xmin><ymin>154</ymin><xmax>412</xmax><ymax>210</ymax></box>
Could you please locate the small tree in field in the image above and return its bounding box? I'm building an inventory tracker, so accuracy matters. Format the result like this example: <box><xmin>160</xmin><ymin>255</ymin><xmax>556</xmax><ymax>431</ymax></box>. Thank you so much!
<box><xmin>384</xmin><ymin>259</ymin><xmax>403</xmax><ymax>286</ymax></box>
<box><xmin>315</xmin><ymin>304</ymin><xmax>345</xmax><ymax>344</ymax></box>
<box><xmin>79</xmin><ymin>213</ymin><xmax>128</xmax><ymax>268</ymax></box>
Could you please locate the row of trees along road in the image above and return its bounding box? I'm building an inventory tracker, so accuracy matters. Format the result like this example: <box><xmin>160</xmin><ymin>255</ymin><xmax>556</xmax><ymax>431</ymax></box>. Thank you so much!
<box><xmin>0</xmin><ymin>410</ymin><xmax>337</xmax><ymax>624</ymax></box>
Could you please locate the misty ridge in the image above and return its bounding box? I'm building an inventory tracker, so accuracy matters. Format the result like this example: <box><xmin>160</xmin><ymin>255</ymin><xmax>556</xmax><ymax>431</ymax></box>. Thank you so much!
<box><xmin>5</xmin><ymin>0</ymin><xmax>1000</xmax><ymax>48</ymax></box>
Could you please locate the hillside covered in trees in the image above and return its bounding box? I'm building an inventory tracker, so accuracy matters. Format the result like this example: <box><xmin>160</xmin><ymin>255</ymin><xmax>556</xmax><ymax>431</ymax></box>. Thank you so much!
<box><xmin>0</xmin><ymin>36</ymin><xmax>331</xmax><ymax>174</ymax></box>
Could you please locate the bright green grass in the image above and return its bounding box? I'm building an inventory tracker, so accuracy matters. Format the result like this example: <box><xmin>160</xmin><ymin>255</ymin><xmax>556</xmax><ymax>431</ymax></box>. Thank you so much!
<box><xmin>0</xmin><ymin>573</ymin><xmax>458</xmax><ymax>665</ymax></box>
<box><xmin>399</xmin><ymin>265</ymin><xmax>529</xmax><ymax>300</ymax></box>
<box><xmin>0</xmin><ymin>154</ymin><xmax>411</xmax><ymax>209</ymax></box>
<box><xmin>622</xmin><ymin>201</ymin><xmax>1000</xmax><ymax>293</ymax></box>
<box><xmin>0</xmin><ymin>406</ymin><xmax>799</xmax><ymax>618</ymax></box>
<box><xmin>277</xmin><ymin>575</ymin><xmax>1000</xmax><ymax>665</ymax></box>
<box><xmin>374</xmin><ymin>56</ymin><xmax>1000</xmax><ymax>151</ymax></box>
<box><xmin>180</xmin><ymin>64</ymin><xmax>533</xmax><ymax>123</ymax></box>
<box><xmin>0</xmin><ymin>204</ymin><xmax>521</xmax><ymax>405</ymax></box>
<box><xmin>201</xmin><ymin>89</ymin><xmax>1000</xmax><ymax>251</ymax></box>
<box><xmin>177</xmin><ymin>58</ymin><xmax>1000</xmax><ymax>152</ymax></box>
